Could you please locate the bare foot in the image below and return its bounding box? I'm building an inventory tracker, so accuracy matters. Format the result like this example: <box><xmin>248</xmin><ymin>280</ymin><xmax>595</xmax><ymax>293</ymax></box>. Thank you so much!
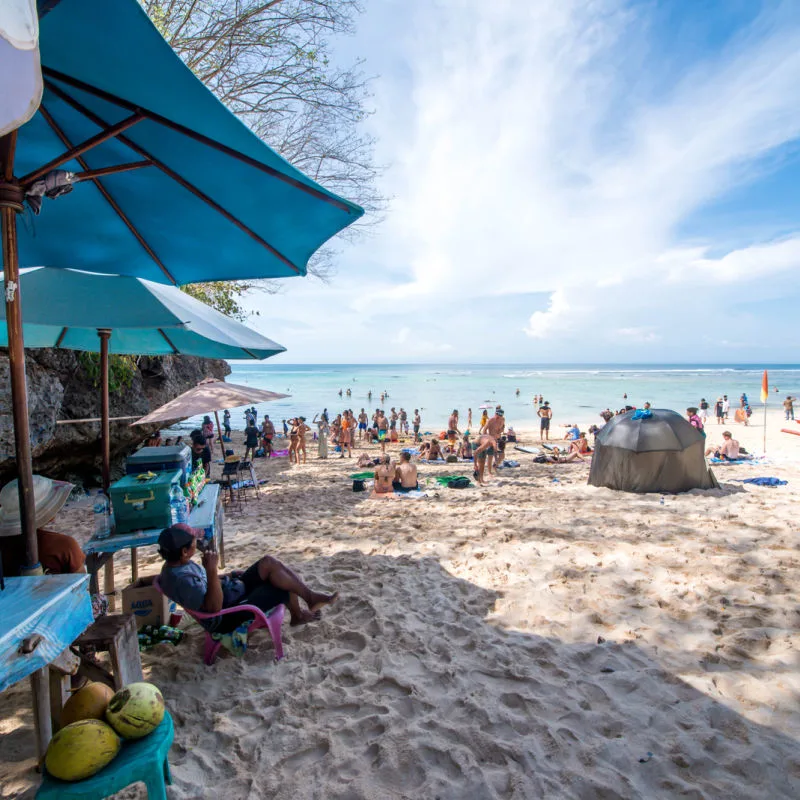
<box><xmin>309</xmin><ymin>591</ymin><xmax>338</xmax><ymax>615</ymax></box>
<box><xmin>290</xmin><ymin>608</ymin><xmax>322</xmax><ymax>626</ymax></box>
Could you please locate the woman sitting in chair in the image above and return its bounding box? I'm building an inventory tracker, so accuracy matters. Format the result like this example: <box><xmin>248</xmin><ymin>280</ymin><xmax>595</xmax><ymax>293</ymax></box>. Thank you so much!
<box><xmin>156</xmin><ymin>525</ymin><xmax>337</xmax><ymax>631</ymax></box>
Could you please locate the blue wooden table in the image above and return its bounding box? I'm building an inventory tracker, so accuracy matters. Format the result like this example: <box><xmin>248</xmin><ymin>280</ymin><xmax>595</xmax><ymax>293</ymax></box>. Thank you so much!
<box><xmin>0</xmin><ymin>574</ymin><xmax>94</xmax><ymax>760</ymax></box>
<box><xmin>84</xmin><ymin>484</ymin><xmax>224</xmax><ymax>596</ymax></box>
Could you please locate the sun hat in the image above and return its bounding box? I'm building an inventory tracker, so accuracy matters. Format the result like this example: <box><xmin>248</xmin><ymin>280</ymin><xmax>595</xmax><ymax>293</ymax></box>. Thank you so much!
<box><xmin>0</xmin><ymin>475</ymin><xmax>74</xmax><ymax>537</ymax></box>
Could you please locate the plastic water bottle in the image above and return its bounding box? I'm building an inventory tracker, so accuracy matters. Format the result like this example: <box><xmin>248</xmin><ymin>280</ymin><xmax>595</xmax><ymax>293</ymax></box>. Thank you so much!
<box><xmin>170</xmin><ymin>484</ymin><xmax>188</xmax><ymax>525</ymax></box>
<box><xmin>659</xmin><ymin>495</ymin><xmax>665</xmax><ymax>505</ymax></box>
<box><xmin>93</xmin><ymin>491</ymin><xmax>111</xmax><ymax>539</ymax></box>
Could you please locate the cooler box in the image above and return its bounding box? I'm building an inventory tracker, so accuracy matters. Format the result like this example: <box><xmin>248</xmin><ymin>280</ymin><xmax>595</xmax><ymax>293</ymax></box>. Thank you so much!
<box><xmin>109</xmin><ymin>470</ymin><xmax>181</xmax><ymax>534</ymax></box>
<box><xmin>126</xmin><ymin>445</ymin><xmax>191</xmax><ymax>486</ymax></box>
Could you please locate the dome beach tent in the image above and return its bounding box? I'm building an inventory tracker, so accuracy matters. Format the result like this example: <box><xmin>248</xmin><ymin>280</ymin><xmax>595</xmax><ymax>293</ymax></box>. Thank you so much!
<box><xmin>588</xmin><ymin>409</ymin><xmax>718</xmax><ymax>494</ymax></box>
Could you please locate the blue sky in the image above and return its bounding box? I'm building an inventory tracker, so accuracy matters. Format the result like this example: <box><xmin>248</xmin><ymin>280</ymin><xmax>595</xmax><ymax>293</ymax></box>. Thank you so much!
<box><xmin>242</xmin><ymin>0</ymin><xmax>800</xmax><ymax>364</ymax></box>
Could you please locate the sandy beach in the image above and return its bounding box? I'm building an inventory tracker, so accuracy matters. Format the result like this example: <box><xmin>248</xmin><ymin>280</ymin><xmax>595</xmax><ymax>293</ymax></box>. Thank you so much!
<box><xmin>2</xmin><ymin>408</ymin><xmax>800</xmax><ymax>799</ymax></box>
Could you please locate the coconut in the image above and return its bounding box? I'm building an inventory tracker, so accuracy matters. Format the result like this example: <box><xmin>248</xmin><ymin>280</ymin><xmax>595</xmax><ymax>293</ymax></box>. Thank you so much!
<box><xmin>105</xmin><ymin>682</ymin><xmax>165</xmax><ymax>739</ymax></box>
<box><xmin>60</xmin><ymin>682</ymin><xmax>115</xmax><ymax>727</ymax></box>
<box><xmin>45</xmin><ymin>719</ymin><xmax>120</xmax><ymax>781</ymax></box>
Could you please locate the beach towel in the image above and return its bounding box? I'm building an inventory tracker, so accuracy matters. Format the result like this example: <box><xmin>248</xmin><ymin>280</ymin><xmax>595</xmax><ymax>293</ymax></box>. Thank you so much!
<box><xmin>435</xmin><ymin>475</ymin><xmax>472</xmax><ymax>489</ymax></box>
<box><xmin>401</xmin><ymin>448</ymin><xmax>421</xmax><ymax>456</ymax></box>
<box><xmin>497</xmin><ymin>460</ymin><xmax>520</xmax><ymax>469</ymax></box>
<box><xmin>370</xmin><ymin>489</ymin><xmax>429</xmax><ymax>500</ymax></box>
<box><xmin>709</xmin><ymin>457</ymin><xmax>755</xmax><ymax>465</ymax></box>
<box><xmin>211</xmin><ymin>621</ymin><xmax>250</xmax><ymax>657</ymax></box>
<box><xmin>349</xmin><ymin>471</ymin><xmax>375</xmax><ymax>480</ymax></box>
<box><xmin>270</xmin><ymin>449</ymin><xmax>289</xmax><ymax>458</ymax></box>
<box><xmin>736</xmin><ymin>477</ymin><xmax>787</xmax><ymax>487</ymax></box>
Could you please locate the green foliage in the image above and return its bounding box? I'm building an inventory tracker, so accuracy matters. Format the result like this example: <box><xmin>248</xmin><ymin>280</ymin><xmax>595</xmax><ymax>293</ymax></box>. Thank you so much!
<box><xmin>77</xmin><ymin>353</ymin><xmax>138</xmax><ymax>393</ymax></box>
<box><xmin>180</xmin><ymin>281</ymin><xmax>260</xmax><ymax>321</ymax></box>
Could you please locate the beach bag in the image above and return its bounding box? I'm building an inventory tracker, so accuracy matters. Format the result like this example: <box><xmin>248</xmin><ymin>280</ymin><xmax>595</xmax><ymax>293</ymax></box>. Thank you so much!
<box><xmin>352</xmin><ymin>479</ymin><xmax>366</xmax><ymax>492</ymax></box>
<box><xmin>446</xmin><ymin>454</ymin><xmax>458</xmax><ymax>463</ymax></box>
<box><xmin>446</xmin><ymin>476</ymin><xmax>471</xmax><ymax>489</ymax></box>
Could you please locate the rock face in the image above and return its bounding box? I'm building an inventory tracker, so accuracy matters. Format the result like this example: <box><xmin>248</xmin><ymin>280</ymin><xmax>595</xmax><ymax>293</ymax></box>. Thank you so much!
<box><xmin>0</xmin><ymin>350</ymin><xmax>230</xmax><ymax>485</ymax></box>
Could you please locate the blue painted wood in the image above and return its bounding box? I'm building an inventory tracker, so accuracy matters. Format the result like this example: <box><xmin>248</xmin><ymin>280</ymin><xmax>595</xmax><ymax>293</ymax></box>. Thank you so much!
<box><xmin>84</xmin><ymin>484</ymin><xmax>221</xmax><ymax>555</ymax></box>
<box><xmin>0</xmin><ymin>574</ymin><xmax>93</xmax><ymax>694</ymax></box>
<box><xmin>37</xmin><ymin>711</ymin><xmax>174</xmax><ymax>799</ymax></box>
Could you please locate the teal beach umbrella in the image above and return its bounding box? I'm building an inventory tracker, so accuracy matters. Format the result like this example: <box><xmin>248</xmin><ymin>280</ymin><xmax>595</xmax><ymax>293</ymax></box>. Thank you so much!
<box><xmin>0</xmin><ymin>0</ymin><xmax>362</xmax><ymax>572</ymax></box>
<box><xmin>0</xmin><ymin>267</ymin><xmax>286</xmax><ymax>484</ymax></box>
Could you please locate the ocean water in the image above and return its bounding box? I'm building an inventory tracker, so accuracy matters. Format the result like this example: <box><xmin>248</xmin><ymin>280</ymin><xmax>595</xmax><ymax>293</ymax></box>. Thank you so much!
<box><xmin>171</xmin><ymin>363</ymin><xmax>800</xmax><ymax>433</ymax></box>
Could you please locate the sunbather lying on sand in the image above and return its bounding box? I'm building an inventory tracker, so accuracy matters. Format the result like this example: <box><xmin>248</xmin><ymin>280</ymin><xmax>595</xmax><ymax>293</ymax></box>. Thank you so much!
<box><xmin>157</xmin><ymin>524</ymin><xmax>336</xmax><ymax>629</ymax></box>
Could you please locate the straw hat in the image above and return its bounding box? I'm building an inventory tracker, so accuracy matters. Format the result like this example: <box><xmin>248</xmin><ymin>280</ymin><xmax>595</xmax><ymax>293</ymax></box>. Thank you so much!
<box><xmin>0</xmin><ymin>475</ymin><xmax>74</xmax><ymax>537</ymax></box>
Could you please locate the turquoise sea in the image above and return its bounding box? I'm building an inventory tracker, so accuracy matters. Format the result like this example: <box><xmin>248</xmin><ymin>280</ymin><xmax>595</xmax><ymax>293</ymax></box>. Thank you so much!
<box><xmin>174</xmin><ymin>363</ymin><xmax>800</xmax><ymax>433</ymax></box>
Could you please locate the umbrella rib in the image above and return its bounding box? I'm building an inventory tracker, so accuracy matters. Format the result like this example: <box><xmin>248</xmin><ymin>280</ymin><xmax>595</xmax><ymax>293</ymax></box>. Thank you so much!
<box><xmin>38</xmin><ymin>104</ymin><xmax>178</xmax><ymax>285</ymax></box>
<box><xmin>41</xmin><ymin>67</ymin><xmax>357</xmax><ymax>214</ymax></box>
<box><xmin>73</xmin><ymin>161</ymin><xmax>154</xmax><ymax>182</ymax></box>
<box><xmin>54</xmin><ymin>327</ymin><xmax>68</xmax><ymax>347</ymax></box>
<box><xmin>44</xmin><ymin>82</ymin><xmax>303</xmax><ymax>276</ymax></box>
<box><xmin>19</xmin><ymin>112</ymin><xmax>144</xmax><ymax>187</ymax></box>
<box><xmin>158</xmin><ymin>328</ymin><xmax>180</xmax><ymax>354</ymax></box>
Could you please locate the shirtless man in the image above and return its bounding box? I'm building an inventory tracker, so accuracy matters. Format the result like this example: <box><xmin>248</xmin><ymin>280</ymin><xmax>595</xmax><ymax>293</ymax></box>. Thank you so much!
<box><xmin>390</xmin><ymin>408</ymin><xmax>399</xmax><ymax>433</ymax></box>
<box><xmin>373</xmin><ymin>455</ymin><xmax>394</xmax><ymax>494</ymax></box>
<box><xmin>482</xmin><ymin>408</ymin><xmax>506</xmax><ymax>441</ymax></box>
<box><xmin>413</xmin><ymin>409</ymin><xmax>421</xmax><ymax>442</ymax></box>
<box><xmin>376</xmin><ymin>409</ymin><xmax>389</xmax><ymax>454</ymax></box>
<box><xmin>473</xmin><ymin>434</ymin><xmax>497</xmax><ymax>484</ymax></box>
<box><xmin>393</xmin><ymin>451</ymin><xmax>419</xmax><ymax>492</ymax></box>
<box><xmin>537</xmin><ymin>401</ymin><xmax>553</xmax><ymax>441</ymax></box>
<box><xmin>447</xmin><ymin>409</ymin><xmax>460</xmax><ymax>452</ymax></box>
<box><xmin>358</xmin><ymin>408</ymin><xmax>368</xmax><ymax>441</ymax></box>
<box><xmin>705</xmin><ymin>431</ymin><xmax>741</xmax><ymax>460</ymax></box>
<box><xmin>425</xmin><ymin>438</ymin><xmax>443</xmax><ymax>462</ymax></box>
<box><xmin>399</xmin><ymin>408</ymin><xmax>408</xmax><ymax>435</ymax></box>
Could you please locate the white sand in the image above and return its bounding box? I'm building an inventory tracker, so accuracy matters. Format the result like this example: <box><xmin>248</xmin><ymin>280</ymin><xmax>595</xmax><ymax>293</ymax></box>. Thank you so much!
<box><xmin>2</xmin><ymin>409</ymin><xmax>800</xmax><ymax>798</ymax></box>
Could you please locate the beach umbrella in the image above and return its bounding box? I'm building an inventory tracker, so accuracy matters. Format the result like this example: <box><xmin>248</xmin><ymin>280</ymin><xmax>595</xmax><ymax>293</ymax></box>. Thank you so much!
<box><xmin>0</xmin><ymin>0</ymin><xmax>42</xmax><ymax>138</ymax></box>
<box><xmin>0</xmin><ymin>266</ymin><xmax>286</xmax><ymax>485</ymax></box>
<box><xmin>132</xmin><ymin>379</ymin><xmax>290</xmax><ymax>458</ymax></box>
<box><xmin>1</xmin><ymin>0</ymin><xmax>362</xmax><ymax>569</ymax></box>
<box><xmin>588</xmin><ymin>409</ymin><xmax>718</xmax><ymax>493</ymax></box>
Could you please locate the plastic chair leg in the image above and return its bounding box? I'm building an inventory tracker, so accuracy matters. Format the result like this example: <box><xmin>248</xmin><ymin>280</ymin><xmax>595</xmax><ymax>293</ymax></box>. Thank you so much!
<box><xmin>144</xmin><ymin>773</ymin><xmax>168</xmax><ymax>800</ymax></box>
<box><xmin>267</xmin><ymin>607</ymin><xmax>285</xmax><ymax>661</ymax></box>
<box><xmin>203</xmin><ymin>634</ymin><xmax>222</xmax><ymax>666</ymax></box>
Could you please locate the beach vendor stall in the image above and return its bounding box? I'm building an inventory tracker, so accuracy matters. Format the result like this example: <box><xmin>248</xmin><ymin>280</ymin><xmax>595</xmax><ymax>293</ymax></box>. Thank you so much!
<box><xmin>1</xmin><ymin>0</ymin><xmax>360</xmax><ymax>763</ymax></box>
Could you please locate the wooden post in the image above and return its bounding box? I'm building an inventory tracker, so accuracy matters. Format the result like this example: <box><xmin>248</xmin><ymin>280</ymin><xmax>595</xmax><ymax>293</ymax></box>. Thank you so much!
<box><xmin>214</xmin><ymin>409</ymin><xmax>226</xmax><ymax>459</ymax></box>
<box><xmin>0</xmin><ymin>131</ymin><xmax>40</xmax><ymax>574</ymax></box>
<box><xmin>98</xmin><ymin>329</ymin><xmax>112</xmax><ymax>492</ymax></box>
<box><xmin>30</xmin><ymin>667</ymin><xmax>52</xmax><ymax>765</ymax></box>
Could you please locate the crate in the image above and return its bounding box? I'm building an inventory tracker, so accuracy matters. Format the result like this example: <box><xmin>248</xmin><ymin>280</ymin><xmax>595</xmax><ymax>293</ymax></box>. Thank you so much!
<box><xmin>109</xmin><ymin>470</ymin><xmax>181</xmax><ymax>534</ymax></box>
<box><xmin>126</xmin><ymin>445</ymin><xmax>191</xmax><ymax>486</ymax></box>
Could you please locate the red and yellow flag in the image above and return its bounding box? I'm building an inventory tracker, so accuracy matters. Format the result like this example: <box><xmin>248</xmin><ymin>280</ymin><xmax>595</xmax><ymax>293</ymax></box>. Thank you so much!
<box><xmin>761</xmin><ymin>369</ymin><xmax>769</xmax><ymax>403</ymax></box>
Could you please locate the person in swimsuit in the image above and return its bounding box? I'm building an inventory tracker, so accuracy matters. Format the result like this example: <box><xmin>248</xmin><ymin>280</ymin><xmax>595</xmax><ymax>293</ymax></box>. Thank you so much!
<box><xmin>261</xmin><ymin>414</ymin><xmax>275</xmax><ymax>457</ymax></box>
<box><xmin>457</xmin><ymin>434</ymin><xmax>473</xmax><ymax>460</ymax></box>
<box><xmin>467</xmin><ymin>408</ymin><xmax>472</xmax><ymax>431</ymax></box>
<box><xmin>413</xmin><ymin>409</ymin><xmax>421</xmax><ymax>443</ymax></box>
<box><xmin>244</xmin><ymin>420</ymin><xmax>260</xmax><ymax>461</ymax></box>
<box><xmin>537</xmin><ymin>402</ymin><xmax>552</xmax><ymax>441</ymax></box>
<box><xmin>376</xmin><ymin>410</ymin><xmax>389</xmax><ymax>454</ymax></box>
<box><xmin>479</xmin><ymin>409</ymin><xmax>489</xmax><ymax>430</ymax></box>
<box><xmin>373</xmin><ymin>455</ymin><xmax>394</xmax><ymax>494</ymax></box>
<box><xmin>296</xmin><ymin>417</ymin><xmax>310</xmax><ymax>463</ymax></box>
<box><xmin>393</xmin><ymin>451</ymin><xmax>419</xmax><ymax>492</ymax></box>
<box><xmin>339</xmin><ymin>411</ymin><xmax>352</xmax><ymax>458</ymax></box>
<box><xmin>358</xmin><ymin>409</ymin><xmax>368</xmax><ymax>440</ymax></box>
<box><xmin>473</xmin><ymin>434</ymin><xmax>497</xmax><ymax>484</ymax></box>
<box><xmin>399</xmin><ymin>408</ymin><xmax>408</xmax><ymax>435</ymax></box>
<box><xmin>425</xmin><ymin>438</ymin><xmax>443</xmax><ymax>462</ymax></box>
<box><xmin>447</xmin><ymin>410</ymin><xmax>460</xmax><ymax>452</ymax></box>
<box><xmin>288</xmin><ymin>418</ymin><xmax>300</xmax><ymax>463</ymax></box>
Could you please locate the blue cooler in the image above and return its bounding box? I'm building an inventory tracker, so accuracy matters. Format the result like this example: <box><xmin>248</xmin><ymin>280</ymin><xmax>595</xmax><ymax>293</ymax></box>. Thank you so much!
<box><xmin>126</xmin><ymin>445</ymin><xmax>191</xmax><ymax>487</ymax></box>
<box><xmin>109</xmin><ymin>470</ymin><xmax>182</xmax><ymax>534</ymax></box>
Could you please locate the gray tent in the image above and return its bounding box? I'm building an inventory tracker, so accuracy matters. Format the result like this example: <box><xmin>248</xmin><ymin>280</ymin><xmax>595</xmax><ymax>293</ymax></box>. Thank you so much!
<box><xmin>588</xmin><ymin>409</ymin><xmax>718</xmax><ymax>493</ymax></box>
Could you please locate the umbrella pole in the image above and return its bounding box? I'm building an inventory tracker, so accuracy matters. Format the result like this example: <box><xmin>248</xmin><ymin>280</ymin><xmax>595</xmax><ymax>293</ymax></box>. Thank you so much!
<box><xmin>214</xmin><ymin>410</ymin><xmax>226</xmax><ymax>460</ymax></box>
<box><xmin>98</xmin><ymin>330</ymin><xmax>112</xmax><ymax>491</ymax></box>
<box><xmin>0</xmin><ymin>131</ymin><xmax>40</xmax><ymax>573</ymax></box>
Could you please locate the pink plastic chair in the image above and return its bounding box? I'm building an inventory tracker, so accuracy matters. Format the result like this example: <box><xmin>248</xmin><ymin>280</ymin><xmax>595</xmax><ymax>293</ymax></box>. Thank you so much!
<box><xmin>153</xmin><ymin>577</ymin><xmax>285</xmax><ymax>665</ymax></box>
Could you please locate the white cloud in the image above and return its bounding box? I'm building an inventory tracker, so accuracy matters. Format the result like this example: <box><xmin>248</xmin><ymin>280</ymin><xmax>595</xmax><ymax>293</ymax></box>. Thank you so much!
<box><xmin>246</xmin><ymin>0</ymin><xmax>800</xmax><ymax>362</ymax></box>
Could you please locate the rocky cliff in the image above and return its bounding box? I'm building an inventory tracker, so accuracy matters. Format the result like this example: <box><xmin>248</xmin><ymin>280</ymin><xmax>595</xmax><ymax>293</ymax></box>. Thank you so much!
<box><xmin>0</xmin><ymin>350</ymin><xmax>230</xmax><ymax>485</ymax></box>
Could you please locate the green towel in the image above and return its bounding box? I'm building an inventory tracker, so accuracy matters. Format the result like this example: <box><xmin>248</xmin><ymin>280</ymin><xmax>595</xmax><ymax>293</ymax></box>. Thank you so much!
<box><xmin>349</xmin><ymin>471</ymin><xmax>375</xmax><ymax>480</ymax></box>
<box><xmin>435</xmin><ymin>475</ymin><xmax>472</xmax><ymax>488</ymax></box>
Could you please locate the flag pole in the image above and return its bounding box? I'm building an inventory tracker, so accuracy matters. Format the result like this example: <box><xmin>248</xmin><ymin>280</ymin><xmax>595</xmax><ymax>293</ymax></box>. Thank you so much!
<box><xmin>763</xmin><ymin>396</ymin><xmax>767</xmax><ymax>454</ymax></box>
<box><xmin>761</xmin><ymin>369</ymin><xmax>769</xmax><ymax>455</ymax></box>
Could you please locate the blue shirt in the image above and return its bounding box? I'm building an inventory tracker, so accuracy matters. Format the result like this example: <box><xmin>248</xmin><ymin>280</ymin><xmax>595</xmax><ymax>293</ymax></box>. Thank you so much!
<box><xmin>159</xmin><ymin>562</ymin><xmax>247</xmax><ymax>629</ymax></box>
<box><xmin>567</xmin><ymin>427</ymin><xmax>580</xmax><ymax>440</ymax></box>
